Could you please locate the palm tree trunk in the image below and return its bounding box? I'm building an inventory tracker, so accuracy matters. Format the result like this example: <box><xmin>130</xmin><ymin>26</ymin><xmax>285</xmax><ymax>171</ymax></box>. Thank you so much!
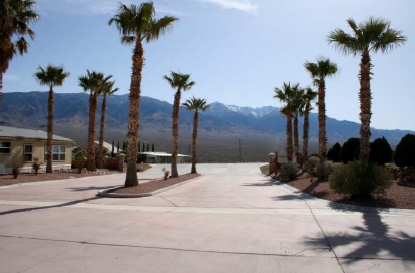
<box><xmin>124</xmin><ymin>41</ymin><xmax>144</xmax><ymax>187</ymax></box>
<box><xmin>171</xmin><ymin>89</ymin><xmax>182</xmax><ymax>178</ymax></box>
<box><xmin>293</xmin><ymin>113</ymin><xmax>299</xmax><ymax>163</ymax></box>
<box><xmin>318</xmin><ymin>80</ymin><xmax>327</xmax><ymax>161</ymax></box>
<box><xmin>286</xmin><ymin>110</ymin><xmax>293</xmax><ymax>162</ymax></box>
<box><xmin>359</xmin><ymin>50</ymin><xmax>372</xmax><ymax>162</ymax></box>
<box><xmin>302</xmin><ymin>104</ymin><xmax>310</xmax><ymax>166</ymax></box>
<box><xmin>0</xmin><ymin>71</ymin><xmax>3</xmax><ymax>105</ymax></box>
<box><xmin>87</xmin><ymin>92</ymin><xmax>97</xmax><ymax>171</ymax></box>
<box><xmin>46</xmin><ymin>88</ymin><xmax>54</xmax><ymax>173</ymax></box>
<box><xmin>97</xmin><ymin>94</ymin><xmax>106</xmax><ymax>169</ymax></box>
<box><xmin>191</xmin><ymin>110</ymin><xmax>198</xmax><ymax>174</ymax></box>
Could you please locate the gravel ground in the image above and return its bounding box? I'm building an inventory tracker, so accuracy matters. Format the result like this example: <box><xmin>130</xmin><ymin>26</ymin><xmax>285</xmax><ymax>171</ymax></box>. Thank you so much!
<box><xmin>285</xmin><ymin>175</ymin><xmax>415</xmax><ymax>209</ymax></box>
<box><xmin>109</xmin><ymin>173</ymin><xmax>201</xmax><ymax>194</ymax></box>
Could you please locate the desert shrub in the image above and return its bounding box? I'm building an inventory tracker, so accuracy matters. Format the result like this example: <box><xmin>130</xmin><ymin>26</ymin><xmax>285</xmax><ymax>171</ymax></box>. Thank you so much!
<box><xmin>32</xmin><ymin>157</ymin><xmax>42</xmax><ymax>175</ymax></box>
<box><xmin>305</xmin><ymin>156</ymin><xmax>320</xmax><ymax>176</ymax></box>
<box><xmin>279</xmin><ymin>162</ymin><xmax>299</xmax><ymax>181</ymax></box>
<box><xmin>327</xmin><ymin>142</ymin><xmax>341</xmax><ymax>162</ymax></box>
<box><xmin>12</xmin><ymin>165</ymin><xmax>20</xmax><ymax>179</ymax></box>
<box><xmin>394</xmin><ymin>134</ymin><xmax>415</xmax><ymax>168</ymax></box>
<box><xmin>329</xmin><ymin>161</ymin><xmax>392</xmax><ymax>198</ymax></box>
<box><xmin>369</xmin><ymin>137</ymin><xmax>393</xmax><ymax>165</ymax></box>
<box><xmin>316</xmin><ymin>160</ymin><xmax>335</xmax><ymax>181</ymax></box>
<box><xmin>340</xmin><ymin>138</ymin><xmax>360</xmax><ymax>163</ymax></box>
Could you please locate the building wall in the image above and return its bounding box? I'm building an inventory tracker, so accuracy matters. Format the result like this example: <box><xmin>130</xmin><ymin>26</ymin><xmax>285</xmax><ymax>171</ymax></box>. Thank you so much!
<box><xmin>0</xmin><ymin>138</ymin><xmax>73</xmax><ymax>169</ymax></box>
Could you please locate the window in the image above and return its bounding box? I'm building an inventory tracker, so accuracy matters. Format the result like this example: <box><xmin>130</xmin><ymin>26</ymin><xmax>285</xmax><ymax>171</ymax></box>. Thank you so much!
<box><xmin>52</xmin><ymin>145</ymin><xmax>66</xmax><ymax>161</ymax></box>
<box><xmin>23</xmin><ymin>144</ymin><xmax>33</xmax><ymax>162</ymax></box>
<box><xmin>0</xmin><ymin>141</ymin><xmax>11</xmax><ymax>154</ymax></box>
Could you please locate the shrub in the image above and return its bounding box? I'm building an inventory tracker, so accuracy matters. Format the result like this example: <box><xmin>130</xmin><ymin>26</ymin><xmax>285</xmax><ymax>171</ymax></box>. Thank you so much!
<box><xmin>329</xmin><ymin>161</ymin><xmax>392</xmax><ymax>198</ymax></box>
<box><xmin>316</xmin><ymin>161</ymin><xmax>335</xmax><ymax>181</ymax></box>
<box><xmin>305</xmin><ymin>156</ymin><xmax>320</xmax><ymax>176</ymax></box>
<box><xmin>279</xmin><ymin>162</ymin><xmax>299</xmax><ymax>181</ymax></box>
<box><xmin>395</xmin><ymin>134</ymin><xmax>415</xmax><ymax>168</ymax></box>
<box><xmin>340</xmin><ymin>138</ymin><xmax>360</xmax><ymax>163</ymax></box>
<box><xmin>369</xmin><ymin>137</ymin><xmax>393</xmax><ymax>165</ymax></box>
<box><xmin>74</xmin><ymin>149</ymin><xmax>87</xmax><ymax>160</ymax></box>
<box><xmin>12</xmin><ymin>165</ymin><xmax>20</xmax><ymax>179</ymax></box>
<box><xmin>327</xmin><ymin>142</ymin><xmax>341</xmax><ymax>162</ymax></box>
<box><xmin>32</xmin><ymin>157</ymin><xmax>42</xmax><ymax>175</ymax></box>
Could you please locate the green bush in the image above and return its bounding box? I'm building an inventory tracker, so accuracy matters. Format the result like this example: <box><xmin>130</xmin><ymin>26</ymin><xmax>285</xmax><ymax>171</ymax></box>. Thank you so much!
<box><xmin>329</xmin><ymin>161</ymin><xmax>392</xmax><ymax>198</ymax></box>
<box><xmin>279</xmin><ymin>162</ymin><xmax>299</xmax><ymax>181</ymax></box>
<box><xmin>316</xmin><ymin>161</ymin><xmax>335</xmax><ymax>181</ymax></box>
<box><xmin>340</xmin><ymin>138</ymin><xmax>360</xmax><ymax>163</ymax></box>
<box><xmin>394</xmin><ymin>134</ymin><xmax>415</xmax><ymax>168</ymax></box>
<box><xmin>369</xmin><ymin>137</ymin><xmax>393</xmax><ymax>165</ymax></box>
<box><xmin>305</xmin><ymin>156</ymin><xmax>320</xmax><ymax>176</ymax></box>
<box><xmin>327</xmin><ymin>142</ymin><xmax>341</xmax><ymax>162</ymax></box>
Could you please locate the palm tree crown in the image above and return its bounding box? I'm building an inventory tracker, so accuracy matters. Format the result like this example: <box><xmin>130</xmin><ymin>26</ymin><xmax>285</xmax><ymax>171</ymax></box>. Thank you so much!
<box><xmin>34</xmin><ymin>65</ymin><xmax>70</xmax><ymax>89</ymax></box>
<box><xmin>183</xmin><ymin>97</ymin><xmax>210</xmax><ymax>112</ymax></box>
<box><xmin>164</xmin><ymin>72</ymin><xmax>196</xmax><ymax>91</ymax></box>
<box><xmin>108</xmin><ymin>2</ymin><xmax>177</xmax><ymax>45</ymax></box>
<box><xmin>304</xmin><ymin>57</ymin><xmax>338</xmax><ymax>84</ymax></box>
<box><xmin>328</xmin><ymin>17</ymin><xmax>406</xmax><ymax>56</ymax></box>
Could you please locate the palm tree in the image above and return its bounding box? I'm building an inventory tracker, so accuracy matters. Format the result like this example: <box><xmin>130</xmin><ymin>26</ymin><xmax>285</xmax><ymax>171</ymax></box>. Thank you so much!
<box><xmin>328</xmin><ymin>17</ymin><xmax>406</xmax><ymax>162</ymax></box>
<box><xmin>274</xmin><ymin>82</ymin><xmax>297</xmax><ymax>162</ymax></box>
<box><xmin>164</xmin><ymin>71</ymin><xmax>195</xmax><ymax>177</ymax></box>
<box><xmin>109</xmin><ymin>2</ymin><xmax>177</xmax><ymax>187</ymax></box>
<box><xmin>291</xmin><ymin>85</ymin><xmax>304</xmax><ymax>163</ymax></box>
<box><xmin>34</xmin><ymin>64</ymin><xmax>69</xmax><ymax>173</ymax></box>
<box><xmin>304</xmin><ymin>57</ymin><xmax>338</xmax><ymax>161</ymax></box>
<box><xmin>183</xmin><ymin>97</ymin><xmax>210</xmax><ymax>174</ymax></box>
<box><xmin>0</xmin><ymin>0</ymin><xmax>38</xmax><ymax>103</ymax></box>
<box><xmin>97</xmin><ymin>80</ymin><xmax>119</xmax><ymax>169</ymax></box>
<box><xmin>79</xmin><ymin>70</ymin><xmax>112</xmax><ymax>172</ymax></box>
<box><xmin>301</xmin><ymin>87</ymin><xmax>317</xmax><ymax>165</ymax></box>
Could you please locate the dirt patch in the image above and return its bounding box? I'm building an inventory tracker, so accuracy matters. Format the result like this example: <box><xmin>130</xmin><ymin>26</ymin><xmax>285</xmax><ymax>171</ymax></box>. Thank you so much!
<box><xmin>109</xmin><ymin>173</ymin><xmax>201</xmax><ymax>195</ymax></box>
<box><xmin>284</xmin><ymin>174</ymin><xmax>415</xmax><ymax>209</ymax></box>
<box><xmin>0</xmin><ymin>169</ymin><xmax>121</xmax><ymax>187</ymax></box>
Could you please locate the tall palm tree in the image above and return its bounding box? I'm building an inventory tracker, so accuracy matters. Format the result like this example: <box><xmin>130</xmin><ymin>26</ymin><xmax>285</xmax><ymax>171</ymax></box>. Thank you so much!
<box><xmin>274</xmin><ymin>82</ymin><xmax>296</xmax><ymax>162</ymax></box>
<box><xmin>34</xmin><ymin>64</ymin><xmax>69</xmax><ymax>173</ymax></box>
<box><xmin>0</xmin><ymin>0</ymin><xmax>38</xmax><ymax>103</ymax></box>
<box><xmin>183</xmin><ymin>97</ymin><xmax>210</xmax><ymax>174</ymax></box>
<box><xmin>97</xmin><ymin>80</ymin><xmax>119</xmax><ymax>169</ymax></box>
<box><xmin>304</xmin><ymin>57</ymin><xmax>338</xmax><ymax>161</ymax></box>
<box><xmin>328</xmin><ymin>17</ymin><xmax>406</xmax><ymax>162</ymax></box>
<box><xmin>79</xmin><ymin>70</ymin><xmax>112</xmax><ymax>172</ymax></box>
<box><xmin>291</xmin><ymin>85</ymin><xmax>304</xmax><ymax>163</ymax></box>
<box><xmin>109</xmin><ymin>2</ymin><xmax>177</xmax><ymax>187</ymax></box>
<box><xmin>164</xmin><ymin>71</ymin><xmax>195</xmax><ymax>178</ymax></box>
<box><xmin>301</xmin><ymin>87</ymin><xmax>317</xmax><ymax>165</ymax></box>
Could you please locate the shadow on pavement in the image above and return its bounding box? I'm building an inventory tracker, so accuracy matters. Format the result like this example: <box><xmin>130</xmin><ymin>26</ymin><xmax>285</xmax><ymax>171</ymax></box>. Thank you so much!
<box><xmin>0</xmin><ymin>196</ymin><xmax>102</xmax><ymax>216</ymax></box>
<box><xmin>68</xmin><ymin>186</ymin><xmax>116</xmax><ymax>192</ymax></box>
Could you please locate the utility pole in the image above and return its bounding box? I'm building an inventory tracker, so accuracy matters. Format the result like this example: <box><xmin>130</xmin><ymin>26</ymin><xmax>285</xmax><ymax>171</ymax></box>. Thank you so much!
<box><xmin>239</xmin><ymin>138</ymin><xmax>242</xmax><ymax>163</ymax></box>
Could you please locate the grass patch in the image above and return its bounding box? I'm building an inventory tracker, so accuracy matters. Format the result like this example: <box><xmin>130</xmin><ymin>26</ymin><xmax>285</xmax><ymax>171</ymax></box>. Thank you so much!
<box><xmin>260</xmin><ymin>164</ymin><xmax>269</xmax><ymax>175</ymax></box>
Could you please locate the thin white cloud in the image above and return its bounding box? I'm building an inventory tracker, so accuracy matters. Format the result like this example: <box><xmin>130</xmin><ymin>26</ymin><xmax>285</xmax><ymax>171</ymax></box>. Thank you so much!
<box><xmin>36</xmin><ymin>0</ymin><xmax>185</xmax><ymax>16</ymax></box>
<box><xmin>4</xmin><ymin>74</ymin><xmax>19</xmax><ymax>81</ymax></box>
<box><xmin>200</xmin><ymin>0</ymin><xmax>258</xmax><ymax>13</ymax></box>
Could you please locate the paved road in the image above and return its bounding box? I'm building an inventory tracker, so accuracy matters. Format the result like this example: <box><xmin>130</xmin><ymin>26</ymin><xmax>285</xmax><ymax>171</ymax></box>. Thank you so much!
<box><xmin>1</xmin><ymin>163</ymin><xmax>414</xmax><ymax>273</ymax></box>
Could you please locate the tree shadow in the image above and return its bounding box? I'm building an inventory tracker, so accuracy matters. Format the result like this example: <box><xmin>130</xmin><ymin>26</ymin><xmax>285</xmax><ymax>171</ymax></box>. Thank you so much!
<box><xmin>304</xmin><ymin>205</ymin><xmax>415</xmax><ymax>263</ymax></box>
<box><xmin>242</xmin><ymin>181</ymin><xmax>275</xmax><ymax>187</ymax></box>
<box><xmin>0</xmin><ymin>196</ymin><xmax>101</xmax><ymax>216</ymax></box>
<box><xmin>68</xmin><ymin>186</ymin><xmax>116</xmax><ymax>192</ymax></box>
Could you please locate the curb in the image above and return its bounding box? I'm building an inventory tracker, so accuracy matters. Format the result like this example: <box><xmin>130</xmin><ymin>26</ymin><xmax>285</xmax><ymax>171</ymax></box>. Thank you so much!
<box><xmin>270</xmin><ymin>178</ymin><xmax>415</xmax><ymax>216</ymax></box>
<box><xmin>97</xmin><ymin>175</ymin><xmax>203</xmax><ymax>198</ymax></box>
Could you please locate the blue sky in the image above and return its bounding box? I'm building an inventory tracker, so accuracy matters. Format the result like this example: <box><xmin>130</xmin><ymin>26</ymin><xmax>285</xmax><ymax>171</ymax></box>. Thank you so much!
<box><xmin>4</xmin><ymin>0</ymin><xmax>414</xmax><ymax>130</ymax></box>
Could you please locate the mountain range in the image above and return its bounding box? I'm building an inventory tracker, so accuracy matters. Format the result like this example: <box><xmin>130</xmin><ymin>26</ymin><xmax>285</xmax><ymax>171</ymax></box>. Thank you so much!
<box><xmin>0</xmin><ymin>92</ymin><xmax>413</xmax><ymax>162</ymax></box>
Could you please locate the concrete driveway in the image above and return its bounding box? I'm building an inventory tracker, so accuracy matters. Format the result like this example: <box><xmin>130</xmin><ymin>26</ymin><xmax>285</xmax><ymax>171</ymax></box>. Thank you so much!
<box><xmin>1</xmin><ymin>163</ymin><xmax>414</xmax><ymax>273</ymax></box>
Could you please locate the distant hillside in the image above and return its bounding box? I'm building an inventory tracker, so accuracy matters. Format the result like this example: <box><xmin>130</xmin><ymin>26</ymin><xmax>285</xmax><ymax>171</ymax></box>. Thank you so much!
<box><xmin>0</xmin><ymin>91</ymin><xmax>413</xmax><ymax>162</ymax></box>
